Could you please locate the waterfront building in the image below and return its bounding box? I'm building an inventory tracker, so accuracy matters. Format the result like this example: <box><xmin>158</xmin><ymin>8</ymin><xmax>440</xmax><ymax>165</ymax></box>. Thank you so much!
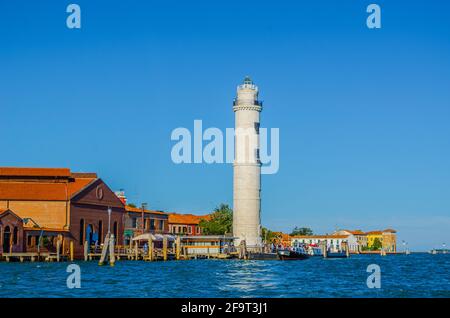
<box><xmin>333</xmin><ymin>230</ymin><xmax>367</xmax><ymax>251</ymax></box>
<box><xmin>381</xmin><ymin>229</ymin><xmax>397</xmax><ymax>252</ymax></box>
<box><xmin>168</xmin><ymin>213</ymin><xmax>210</xmax><ymax>236</ymax></box>
<box><xmin>233</xmin><ymin>76</ymin><xmax>263</xmax><ymax>249</ymax></box>
<box><xmin>269</xmin><ymin>232</ymin><xmax>292</xmax><ymax>247</ymax></box>
<box><xmin>349</xmin><ymin>230</ymin><xmax>368</xmax><ymax>248</ymax></box>
<box><xmin>0</xmin><ymin>167</ymin><xmax>125</xmax><ymax>258</ymax></box>
<box><xmin>291</xmin><ymin>235</ymin><xmax>353</xmax><ymax>252</ymax></box>
<box><xmin>123</xmin><ymin>205</ymin><xmax>169</xmax><ymax>246</ymax></box>
<box><xmin>366</xmin><ymin>231</ymin><xmax>383</xmax><ymax>249</ymax></box>
<box><xmin>181</xmin><ymin>235</ymin><xmax>235</xmax><ymax>257</ymax></box>
<box><xmin>366</xmin><ymin>229</ymin><xmax>397</xmax><ymax>252</ymax></box>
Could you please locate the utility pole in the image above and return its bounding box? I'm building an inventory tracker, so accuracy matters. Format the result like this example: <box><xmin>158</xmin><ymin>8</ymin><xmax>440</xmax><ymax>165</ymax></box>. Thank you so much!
<box><xmin>141</xmin><ymin>203</ymin><xmax>148</xmax><ymax>234</ymax></box>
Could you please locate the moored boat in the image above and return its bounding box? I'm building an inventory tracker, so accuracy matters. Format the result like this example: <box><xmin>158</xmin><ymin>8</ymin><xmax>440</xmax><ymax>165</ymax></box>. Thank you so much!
<box><xmin>429</xmin><ymin>249</ymin><xmax>449</xmax><ymax>255</ymax></box>
<box><xmin>307</xmin><ymin>244</ymin><xmax>323</xmax><ymax>256</ymax></box>
<box><xmin>277</xmin><ymin>245</ymin><xmax>309</xmax><ymax>260</ymax></box>
<box><xmin>325</xmin><ymin>251</ymin><xmax>348</xmax><ymax>258</ymax></box>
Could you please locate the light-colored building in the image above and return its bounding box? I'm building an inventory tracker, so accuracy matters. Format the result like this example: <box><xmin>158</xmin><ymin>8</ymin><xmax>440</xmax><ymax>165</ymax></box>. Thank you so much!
<box><xmin>181</xmin><ymin>235</ymin><xmax>235</xmax><ymax>256</ymax></box>
<box><xmin>233</xmin><ymin>76</ymin><xmax>263</xmax><ymax>249</ymax></box>
<box><xmin>291</xmin><ymin>235</ymin><xmax>355</xmax><ymax>252</ymax></box>
<box><xmin>349</xmin><ymin>230</ymin><xmax>368</xmax><ymax>248</ymax></box>
<box><xmin>333</xmin><ymin>230</ymin><xmax>366</xmax><ymax>251</ymax></box>
<box><xmin>381</xmin><ymin>229</ymin><xmax>397</xmax><ymax>252</ymax></box>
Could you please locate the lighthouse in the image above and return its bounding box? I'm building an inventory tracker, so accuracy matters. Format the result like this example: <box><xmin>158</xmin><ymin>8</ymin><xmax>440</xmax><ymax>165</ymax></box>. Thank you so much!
<box><xmin>233</xmin><ymin>76</ymin><xmax>262</xmax><ymax>249</ymax></box>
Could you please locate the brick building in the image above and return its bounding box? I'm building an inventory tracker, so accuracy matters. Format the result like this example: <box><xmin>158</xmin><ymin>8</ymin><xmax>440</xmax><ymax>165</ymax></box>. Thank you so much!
<box><xmin>0</xmin><ymin>167</ymin><xmax>126</xmax><ymax>259</ymax></box>
<box><xmin>123</xmin><ymin>205</ymin><xmax>169</xmax><ymax>246</ymax></box>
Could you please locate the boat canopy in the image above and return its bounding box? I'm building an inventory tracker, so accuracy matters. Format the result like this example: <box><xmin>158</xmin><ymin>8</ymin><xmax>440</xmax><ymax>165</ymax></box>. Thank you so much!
<box><xmin>132</xmin><ymin>233</ymin><xmax>176</xmax><ymax>242</ymax></box>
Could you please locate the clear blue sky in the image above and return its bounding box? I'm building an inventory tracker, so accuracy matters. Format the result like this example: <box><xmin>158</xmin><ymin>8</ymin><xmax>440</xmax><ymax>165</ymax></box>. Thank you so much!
<box><xmin>1</xmin><ymin>1</ymin><xmax>449</xmax><ymax>251</ymax></box>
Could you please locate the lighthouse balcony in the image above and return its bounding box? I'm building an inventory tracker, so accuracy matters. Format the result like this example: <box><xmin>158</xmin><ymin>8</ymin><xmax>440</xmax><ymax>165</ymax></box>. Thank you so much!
<box><xmin>233</xmin><ymin>99</ymin><xmax>263</xmax><ymax>107</ymax></box>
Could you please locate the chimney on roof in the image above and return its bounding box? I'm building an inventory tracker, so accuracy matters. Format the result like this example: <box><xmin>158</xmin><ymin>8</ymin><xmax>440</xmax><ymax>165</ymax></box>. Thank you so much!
<box><xmin>114</xmin><ymin>190</ymin><xmax>127</xmax><ymax>205</ymax></box>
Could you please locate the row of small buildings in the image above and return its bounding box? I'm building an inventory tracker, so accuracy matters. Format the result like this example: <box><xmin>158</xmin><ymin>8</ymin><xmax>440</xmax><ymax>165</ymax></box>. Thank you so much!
<box><xmin>0</xmin><ymin>167</ymin><xmax>209</xmax><ymax>259</ymax></box>
<box><xmin>289</xmin><ymin>229</ymin><xmax>397</xmax><ymax>253</ymax></box>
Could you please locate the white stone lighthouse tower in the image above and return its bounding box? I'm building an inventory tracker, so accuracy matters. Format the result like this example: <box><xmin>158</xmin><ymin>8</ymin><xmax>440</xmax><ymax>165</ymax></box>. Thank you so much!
<box><xmin>233</xmin><ymin>76</ymin><xmax>262</xmax><ymax>249</ymax></box>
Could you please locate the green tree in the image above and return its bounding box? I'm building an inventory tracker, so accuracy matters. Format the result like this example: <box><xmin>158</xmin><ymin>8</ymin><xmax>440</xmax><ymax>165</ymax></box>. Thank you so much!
<box><xmin>127</xmin><ymin>203</ymin><xmax>137</xmax><ymax>208</ymax></box>
<box><xmin>290</xmin><ymin>227</ymin><xmax>313</xmax><ymax>236</ymax></box>
<box><xmin>261</xmin><ymin>227</ymin><xmax>280</xmax><ymax>243</ymax></box>
<box><xmin>199</xmin><ymin>204</ymin><xmax>233</xmax><ymax>235</ymax></box>
<box><xmin>371</xmin><ymin>238</ymin><xmax>383</xmax><ymax>251</ymax></box>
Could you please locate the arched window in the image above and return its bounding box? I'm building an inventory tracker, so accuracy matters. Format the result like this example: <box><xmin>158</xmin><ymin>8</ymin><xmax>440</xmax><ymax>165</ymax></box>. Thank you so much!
<box><xmin>79</xmin><ymin>219</ymin><xmax>85</xmax><ymax>245</ymax></box>
<box><xmin>3</xmin><ymin>226</ymin><xmax>11</xmax><ymax>253</ymax></box>
<box><xmin>13</xmin><ymin>227</ymin><xmax>18</xmax><ymax>245</ymax></box>
<box><xmin>98</xmin><ymin>220</ymin><xmax>103</xmax><ymax>243</ymax></box>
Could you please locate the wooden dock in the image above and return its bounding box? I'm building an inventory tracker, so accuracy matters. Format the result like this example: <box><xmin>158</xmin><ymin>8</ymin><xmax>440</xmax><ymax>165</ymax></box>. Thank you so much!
<box><xmin>0</xmin><ymin>252</ymin><xmax>68</xmax><ymax>262</ymax></box>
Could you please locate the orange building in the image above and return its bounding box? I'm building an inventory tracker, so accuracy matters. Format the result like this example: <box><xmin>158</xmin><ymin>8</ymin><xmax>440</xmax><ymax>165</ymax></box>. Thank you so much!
<box><xmin>168</xmin><ymin>213</ymin><xmax>210</xmax><ymax>235</ymax></box>
<box><xmin>269</xmin><ymin>232</ymin><xmax>291</xmax><ymax>247</ymax></box>
<box><xmin>366</xmin><ymin>229</ymin><xmax>397</xmax><ymax>252</ymax></box>
<box><xmin>0</xmin><ymin>167</ymin><xmax>126</xmax><ymax>259</ymax></box>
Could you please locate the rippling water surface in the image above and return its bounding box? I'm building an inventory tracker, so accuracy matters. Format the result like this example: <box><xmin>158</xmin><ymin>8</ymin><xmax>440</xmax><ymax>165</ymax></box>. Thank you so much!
<box><xmin>0</xmin><ymin>253</ymin><xmax>449</xmax><ymax>297</ymax></box>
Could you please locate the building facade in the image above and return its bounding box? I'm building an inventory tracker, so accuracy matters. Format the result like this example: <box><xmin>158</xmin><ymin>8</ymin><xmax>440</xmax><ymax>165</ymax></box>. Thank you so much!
<box><xmin>349</xmin><ymin>230</ymin><xmax>368</xmax><ymax>249</ymax></box>
<box><xmin>123</xmin><ymin>205</ymin><xmax>169</xmax><ymax>246</ymax></box>
<box><xmin>365</xmin><ymin>229</ymin><xmax>396</xmax><ymax>252</ymax></box>
<box><xmin>168</xmin><ymin>213</ymin><xmax>209</xmax><ymax>236</ymax></box>
<box><xmin>181</xmin><ymin>235</ymin><xmax>235</xmax><ymax>256</ymax></box>
<box><xmin>0</xmin><ymin>167</ymin><xmax>126</xmax><ymax>259</ymax></box>
<box><xmin>381</xmin><ymin>229</ymin><xmax>397</xmax><ymax>252</ymax></box>
<box><xmin>291</xmin><ymin>235</ymin><xmax>357</xmax><ymax>252</ymax></box>
<box><xmin>333</xmin><ymin>230</ymin><xmax>367</xmax><ymax>251</ymax></box>
<box><xmin>233</xmin><ymin>76</ymin><xmax>263</xmax><ymax>248</ymax></box>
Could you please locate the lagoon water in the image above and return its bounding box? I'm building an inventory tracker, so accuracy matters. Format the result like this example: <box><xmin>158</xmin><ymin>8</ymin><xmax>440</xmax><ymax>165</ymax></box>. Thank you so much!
<box><xmin>0</xmin><ymin>253</ymin><xmax>449</xmax><ymax>298</ymax></box>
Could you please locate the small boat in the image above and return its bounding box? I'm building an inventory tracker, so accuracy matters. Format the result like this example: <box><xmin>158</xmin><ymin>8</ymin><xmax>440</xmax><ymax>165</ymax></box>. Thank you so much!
<box><xmin>326</xmin><ymin>251</ymin><xmax>348</xmax><ymax>258</ymax></box>
<box><xmin>247</xmin><ymin>252</ymin><xmax>279</xmax><ymax>260</ymax></box>
<box><xmin>307</xmin><ymin>245</ymin><xmax>323</xmax><ymax>257</ymax></box>
<box><xmin>324</xmin><ymin>247</ymin><xmax>349</xmax><ymax>258</ymax></box>
<box><xmin>278</xmin><ymin>245</ymin><xmax>309</xmax><ymax>260</ymax></box>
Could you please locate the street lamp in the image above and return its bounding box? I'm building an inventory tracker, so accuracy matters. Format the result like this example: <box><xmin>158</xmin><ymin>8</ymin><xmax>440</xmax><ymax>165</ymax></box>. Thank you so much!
<box><xmin>107</xmin><ymin>207</ymin><xmax>112</xmax><ymax>234</ymax></box>
<box><xmin>23</xmin><ymin>218</ymin><xmax>43</xmax><ymax>257</ymax></box>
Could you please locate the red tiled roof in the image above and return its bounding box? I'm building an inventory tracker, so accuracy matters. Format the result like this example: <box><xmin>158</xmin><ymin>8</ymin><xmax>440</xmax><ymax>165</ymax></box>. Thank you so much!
<box><xmin>68</xmin><ymin>177</ymin><xmax>97</xmax><ymax>197</ymax></box>
<box><xmin>0</xmin><ymin>167</ymin><xmax>71</xmax><ymax>177</ymax></box>
<box><xmin>350</xmin><ymin>230</ymin><xmax>367</xmax><ymax>235</ymax></box>
<box><xmin>168</xmin><ymin>213</ymin><xmax>210</xmax><ymax>225</ymax></box>
<box><xmin>0</xmin><ymin>167</ymin><xmax>98</xmax><ymax>201</ymax></box>
<box><xmin>340</xmin><ymin>229</ymin><xmax>367</xmax><ymax>235</ymax></box>
<box><xmin>366</xmin><ymin>231</ymin><xmax>383</xmax><ymax>235</ymax></box>
<box><xmin>383</xmin><ymin>228</ymin><xmax>397</xmax><ymax>233</ymax></box>
<box><xmin>0</xmin><ymin>182</ymin><xmax>70</xmax><ymax>201</ymax></box>
<box><xmin>0</xmin><ymin>209</ymin><xmax>23</xmax><ymax>221</ymax></box>
<box><xmin>125</xmin><ymin>205</ymin><xmax>168</xmax><ymax>216</ymax></box>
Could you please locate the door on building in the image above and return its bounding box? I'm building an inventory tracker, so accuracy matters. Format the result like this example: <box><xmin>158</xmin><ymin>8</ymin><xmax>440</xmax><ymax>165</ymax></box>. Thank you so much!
<box><xmin>86</xmin><ymin>224</ymin><xmax>93</xmax><ymax>246</ymax></box>
<box><xmin>3</xmin><ymin>226</ymin><xmax>11</xmax><ymax>253</ymax></box>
